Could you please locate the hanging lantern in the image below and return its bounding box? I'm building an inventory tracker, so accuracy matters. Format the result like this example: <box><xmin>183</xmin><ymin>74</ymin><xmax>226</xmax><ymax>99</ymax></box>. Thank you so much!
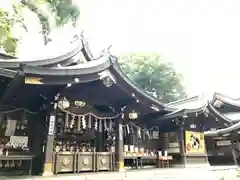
<box><xmin>74</xmin><ymin>100</ymin><xmax>86</xmax><ymax>107</ymax></box>
<box><xmin>58</xmin><ymin>98</ymin><xmax>70</xmax><ymax>109</ymax></box>
<box><xmin>128</xmin><ymin>110</ymin><xmax>138</xmax><ymax>120</ymax></box>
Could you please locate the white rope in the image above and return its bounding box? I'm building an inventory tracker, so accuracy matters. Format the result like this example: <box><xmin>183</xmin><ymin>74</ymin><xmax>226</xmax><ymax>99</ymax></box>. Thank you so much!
<box><xmin>58</xmin><ymin>106</ymin><xmax>121</xmax><ymax>120</ymax></box>
<box><xmin>1</xmin><ymin>108</ymin><xmax>38</xmax><ymax>115</ymax></box>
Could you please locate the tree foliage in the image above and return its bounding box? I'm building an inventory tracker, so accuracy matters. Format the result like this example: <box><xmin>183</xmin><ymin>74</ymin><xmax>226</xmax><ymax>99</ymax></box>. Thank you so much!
<box><xmin>0</xmin><ymin>4</ymin><xmax>26</xmax><ymax>55</ymax></box>
<box><xmin>0</xmin><ymin>0</ymin><xmax>80</xmax><ymax>55</ymax></box>
<box><xmin>45</xmin><ymin>0</ymin><xmax>80</xmax><ymax>27</ymax></box>
<box><xmin>20</xmin><ymin>0</ymin><xmax>80</xmax><ymax>45</ymax></box>
<box><xmin>119</xmin><ymin>53</ymin><xmax>187</xmax><ymax>103</ymax></box>
<box><xmin>20</xmin><ymin>0</ymin><xmax>51</xmax><ymax>45</ymax></box>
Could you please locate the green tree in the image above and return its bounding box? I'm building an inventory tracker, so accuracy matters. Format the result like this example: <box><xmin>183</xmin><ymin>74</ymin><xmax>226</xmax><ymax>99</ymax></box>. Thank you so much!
<box><xmin>20</xmin><ymin>0</ymin><xmax>80</xmax><ymax>45</ymax></box>
<box><xmin>0</xmin><ymin>0</ymin><xmax>80</xmax><ymax>55</ymax></box>
<box><xmin>119</xmin><ymin>53</ymin><xmax>187</xmax><ymax>103</ymax></box>
<box><xmin>0</xmin><ymin>4</ymin><xmax>26</xmax><ymax>55</ymax></box>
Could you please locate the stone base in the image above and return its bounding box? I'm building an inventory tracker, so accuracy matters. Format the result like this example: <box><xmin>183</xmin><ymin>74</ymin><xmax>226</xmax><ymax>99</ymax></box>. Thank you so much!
<box><xmin>185</xmin><ymin>163</ymin><xmax>210</xmax><ymax>168</ymax></box>
<box><xmin>42</xmin><ymin>162</ymin><xmax>54</xmax><ymax>176</ymax></box>
<box><xmin>176</xmin><ymin>154</ymin><xmax>210</xmax><ymax>168</ymax></box>
<box><xmin>116</xmin><ymin>161</ymin><xmax>124</xmax><ymax>172</ymax></box>
<box><xmin>172</xmin><ymin>163</ymin><xmax>210</xmax><ymax>168</ymax></box>
<box><xmin>42</xmin><ymin>172</ymin><xmax>54</xmax><ymax>176</ymax></box>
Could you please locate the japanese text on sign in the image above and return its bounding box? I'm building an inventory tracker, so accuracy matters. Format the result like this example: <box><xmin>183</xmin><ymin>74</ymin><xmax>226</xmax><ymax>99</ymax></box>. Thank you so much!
<box><xmin>48</xmin><ymin>115</ymin><xmax>55</xmax><ymax>135</ymax></box>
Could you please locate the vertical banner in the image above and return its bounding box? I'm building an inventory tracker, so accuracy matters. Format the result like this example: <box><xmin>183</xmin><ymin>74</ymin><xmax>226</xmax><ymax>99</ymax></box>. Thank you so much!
<box><xmin>119</xmin><ymin>124</ymin><xmax>123</xmax><ymax>140</ymax></box>
<box><xmin>185</xmin><ymin>131</ymin><xmax>205</xmax><ymax>154</ymax></box>
<box><xmin>48</xmin><ymin>115</ymin><xmax>55</xmax><ymax>135</ymax></box>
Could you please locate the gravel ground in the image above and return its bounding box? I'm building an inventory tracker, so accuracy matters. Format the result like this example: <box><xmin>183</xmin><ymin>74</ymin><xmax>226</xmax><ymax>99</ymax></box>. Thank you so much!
<box><xmin>0</xmin><ymin>166</ymin><xmax>238</xmax><ymax>180</ymax></box>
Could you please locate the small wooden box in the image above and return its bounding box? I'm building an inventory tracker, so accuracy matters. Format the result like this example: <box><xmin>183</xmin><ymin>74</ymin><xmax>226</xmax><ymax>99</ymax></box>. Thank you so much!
<box><xmin>53</xmin><ymin>152</ymin><xmax>76</xmax><ymax>173</ymax></box>
<box><xmin>77</xmin><ymin>152</ymin><xmax>95</xmax><ymax>172</ymax></box>
<box><xmin>95</xmin><ymin>152</ymin><xmax>112</xmax><ymax>171</ymax></box>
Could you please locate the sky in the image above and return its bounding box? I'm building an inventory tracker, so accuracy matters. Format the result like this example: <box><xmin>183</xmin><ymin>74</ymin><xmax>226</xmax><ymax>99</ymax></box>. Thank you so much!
<box><xmin>3</xmin><ymin>0</ymin><xmax>240</xmax><ymax>99</ymax></box>
<box><xmin>77</xmin><ymin>0</ymin><xmax>240</xmax><ymax>99</ymax></box>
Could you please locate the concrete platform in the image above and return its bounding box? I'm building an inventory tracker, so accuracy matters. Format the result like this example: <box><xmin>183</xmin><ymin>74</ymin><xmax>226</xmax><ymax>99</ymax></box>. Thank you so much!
<box><xmin>0</xmin><ymin>166</ymin><xmax>238</xmax><ymax>180</ymax></box>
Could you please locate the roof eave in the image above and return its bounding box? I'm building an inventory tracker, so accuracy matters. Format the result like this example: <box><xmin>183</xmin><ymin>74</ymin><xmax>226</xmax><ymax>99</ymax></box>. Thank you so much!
<box><xmin>0</xmin><ymin>38</ymin><xmax>83</xmax><ymax>68</ymax></box>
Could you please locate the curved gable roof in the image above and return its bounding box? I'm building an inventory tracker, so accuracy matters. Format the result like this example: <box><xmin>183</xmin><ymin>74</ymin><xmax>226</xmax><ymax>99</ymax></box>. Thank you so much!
<box><xmin>15</xmin><ymin>52</ymin><xmax>167</xmax><ymax>111</ymax></box>
<box><xmin>0</xmin><ymin>36</ymin><xmax>92</xmax><ymax>68</ymax></box>
<box><xmin>211</xmin><ymin>92</ymin><xmax>240</xmax><ymax>109</ymax></box>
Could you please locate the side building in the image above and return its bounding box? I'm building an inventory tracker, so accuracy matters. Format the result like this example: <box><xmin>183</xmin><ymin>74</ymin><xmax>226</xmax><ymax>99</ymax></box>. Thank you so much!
<box><xmin>204</xmin><ymin>92</ymin><xmax>240</xmax><ymax>165</ymax></box>
<box><xmin>155</xmin><ymin>95</ymin><xmax>210</xmax><ymax>167</ymax></box>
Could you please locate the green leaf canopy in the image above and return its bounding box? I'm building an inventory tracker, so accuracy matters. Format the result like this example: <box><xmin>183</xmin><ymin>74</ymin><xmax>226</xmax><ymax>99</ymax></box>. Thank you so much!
<box><xmin>119</xmin><ymin>53</ymin><xmax>187</xmax><ymax>103</ymax></box>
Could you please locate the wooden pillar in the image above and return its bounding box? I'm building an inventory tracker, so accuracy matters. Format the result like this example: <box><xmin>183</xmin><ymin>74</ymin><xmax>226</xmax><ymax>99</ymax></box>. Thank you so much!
<box><xmin>29</xmin><ymin>113</ymin><xmax>45</xmax><ymax>175</ymax></box>
<box><xmin>115</xmin><ymin>118</ymin><xmax>124</xmax><ymax>171</ymax></box>
<box><xmin>231</xmin><ymin>146</ymin><xmax>238</xmax><ymax>165</ymax></box>
<box><xmin>231</xmin><ymin>133</ymin><xmax>238</xmax><ymax>165</ymax></box>
<box><xmin>102</xmin><ymin>120</ymin><xmax>106</xmax><ymax>151</ymax></box>
<box><xmin>236</xmin><ymin>140</ymin><xmax>240</xmax><ymax>152</ymax></box>
<box><xmin>179</xmin><ymin>124</ymin><xmax>187</xmax><ymax>166</ymax></box>
<box><xmin>42</xmin><ymin>95</ymin><xmax>59</xmax><ymax>176</ymax></box>
<box><xmin>42</xmin><ymin>113</ymin><xmax>56</xmax><ymax>176</ymax></box>
<box><xmin>96</xmin><ymin>120</ymin><xmax>103</xmax><ymax>152</ymax></box>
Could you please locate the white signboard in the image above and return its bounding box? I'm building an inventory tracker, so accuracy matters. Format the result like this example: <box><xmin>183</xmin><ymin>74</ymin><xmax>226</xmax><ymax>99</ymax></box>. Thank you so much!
<box><xmin>119</xmin><ymin>124</ymin><xmax>123</xmax><ymax>140</ymax></box>
<box><xmin>9</xmin><ymin>136</ymin><xmax>28</xmax><ymax>148</ymax></box>
<box><xmin>5</xmin><ymin>119</ymin><xmax>17</xmax><ymax>136</ymax></box>
<box><xmin>152</xmin><ymin>131</ymin><xmax>159</xmax><ymax>139</ymax></box>
<box><xmin>166</xmin><ymin>148</ymin><xmax>180</xmax><ymax>153</ymax></box>
<box><xmin>216</xmin><ymin>140</ymin><xmax>231</xmax><ymax>146</ymax></box>
<box><xmin>48</xmin><ymin>115</ymin><xmax>55</xmax><ymax>135</ymax></box>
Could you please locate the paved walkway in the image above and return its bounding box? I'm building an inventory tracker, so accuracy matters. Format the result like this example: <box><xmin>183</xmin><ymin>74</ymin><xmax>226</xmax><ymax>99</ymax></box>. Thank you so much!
<box><xmin>0</xmin><ymin>166</ymin><xmax>238</xmax><ymax>180</ymax></box>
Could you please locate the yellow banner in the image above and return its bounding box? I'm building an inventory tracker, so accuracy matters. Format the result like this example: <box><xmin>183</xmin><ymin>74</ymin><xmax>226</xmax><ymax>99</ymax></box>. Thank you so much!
<box><xmin>25</xmin><ymin>77</ymin><xmax>43</xmax><ymax>84</ymax></box>
<box><xmin>185</xmin><ymin>131</ymin><xmax>205</xmax><ymax>154</ymax></box>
